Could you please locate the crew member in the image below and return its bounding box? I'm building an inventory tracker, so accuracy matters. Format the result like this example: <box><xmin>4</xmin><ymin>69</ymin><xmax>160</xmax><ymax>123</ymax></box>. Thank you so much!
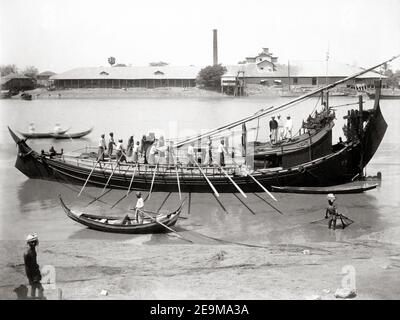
<box><xmin>28</xmin><ymin>123</ymin><xmax>35</xmax><ymax>134</ymax></box>
<box><xmin>98</xmin><ymin>134</ymin><xmax>107</xmax><ymax>161</ymax></box>
<box><xmin>134</xmin><ymin>192</ymin><xmax>145</xmax><ymax>224</ymax></box>
<box><xmin>148</xmin><ymin>143</ymin><xmax>157</xmax><ymax>165</ymax></box>
<box><xmin>325</xmin><ymin>193</ymin><xmax>338</xmax><ymax>230</ymax></box>
<box><xmin>217</xmin><ymin>139</ymin><xmax>227</xmax><ymax>167</ymax></box>
<box><xmin>206</xmin><ymin>137</ymin><xmax>213</xmax><ymax>166</ymax></box>
<box><xmin>53</xmin><ymin>123</ymin><xmax>62</xmax><ymax>134</ymax></box>
<box><xmin>166</xmin><ymin>140</ymin><xmax>175</xmax><ymax>167</ymax></box>
<box><xmin>269</xmin><ymin>116</ymin><xmax>278</xmax><ymax>143</ymax></box>
<box><xmin>24</xmin><ymin>233</ymin><xmax>44</xmax><ymax>299</ymax></box>
<box><xmin>108</xmin><ymin>132</ymin><xmax>116</xmax><ymax>157</ymax></box>
<box><xmin>132</xmin><ymin>141</ymin><xmax>140</xmax><ymax>163</ymax></box>
<box><xmin>126</xmin><ymin>136</ymin><xmax>134</xmax><ymax>157</ymax></box>
<box><xmin>187</xmin><ymin>142</ymin><xmax>196</xmax><ymax>167</ymax></box>
<box><xmin>116</xmin><ymin>139</ymin><xmax>126</xmax><ymax>163</ymax></box>
<box><xmin>284</xmin><ymin>115</ymin><xmax>293</xmax><ymax>139</ymax></box>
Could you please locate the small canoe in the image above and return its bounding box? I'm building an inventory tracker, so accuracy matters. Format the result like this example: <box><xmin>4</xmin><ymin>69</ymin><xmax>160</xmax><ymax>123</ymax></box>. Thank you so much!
<box><xmin>19</xmin><ymin>128</ymin><xmax>69</xmax><ymax>139</ymax></box>
<box><xmin>271</xmin><ymin>183</ymin><xmax>378</xmax><ymax>194</ymax></box>
<box><xmin>59</xmin><ymin>195</ymin><xmax>183</xmax><ymax>234</ymax></box>
<box><xmin>50</xmin><ymin>127</ymin><xmax>93</xmax><ymax>139</ymax></box>
<box><xmin>21</xmin><ymin>93</ymin><xmax>32</xmax><ymax>100</ymax></box>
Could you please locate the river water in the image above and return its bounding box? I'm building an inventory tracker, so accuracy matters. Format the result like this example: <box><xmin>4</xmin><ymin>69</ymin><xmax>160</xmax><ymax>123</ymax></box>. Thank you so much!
<box><xmin>0</xmin><ymin>95</ymin><xmax>399</xmax><ymax>245</ymax></box>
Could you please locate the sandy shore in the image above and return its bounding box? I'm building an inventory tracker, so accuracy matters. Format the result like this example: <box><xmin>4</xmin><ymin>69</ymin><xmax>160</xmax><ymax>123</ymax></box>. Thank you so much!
<box><xmin>1</xmin><ymin>237</ymin><xmax>400</xmax><ymax>300</ymax></box>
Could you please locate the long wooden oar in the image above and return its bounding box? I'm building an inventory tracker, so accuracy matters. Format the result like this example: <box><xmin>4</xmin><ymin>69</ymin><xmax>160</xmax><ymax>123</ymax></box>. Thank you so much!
<box><xmin>214</xmin><ymin>162</ymin><xmax>247</xmax><ymax>198</ymax></box>
<box><xmin>232</xmin><ymin>193</ymin><xmax>255</xmax><ymax>215</ymax></box>
<box><xmin>147</xmin><ymin>163</ymin><xmax>158</xmax><ymax>200</ymax></box>
<box><xmin>252</xmin><ymin>193</ymin><xmax>283</xmax><ymax>215</ymax></box>
<box><xmin>126</xmin><ymin>163</ymin><xmax>138</xmax><ymax>196</ymax></box>
<box><xmin>77</xmin><ymin>150</ymin><xmax>105</xmax><ymax>197</ymax></box>
<box><xmin>139</xmin><ymin>208</ymin><xmax>193</xmax><ymax>243</ymax></box>
<box><xmin>99</xmin><ymin>157</ymin><xmax>121</xmax><ymax>196</ymax></box>
<box><xmin>109</xmin><ymin>164</ymin><xmax>138</xmax><ymax>209</ymax></box>
<box><xmin>157</xmin><ymin>192</ymin><xmax>172</xmax><ymax>213</ymax></box>
<box><xmin>85</xmin><ymin>189</ymin><xmax>113</xmax><ymax>207</ymax></box>
<box><xmin>248</xmin><ymin>173</ymin><xmax>277</xmax><ymax>202</ymax></box>
<box><xmin>193</xmin><ymin>159</ymin><xmax>219</xmax><ymax>197</ymax></box>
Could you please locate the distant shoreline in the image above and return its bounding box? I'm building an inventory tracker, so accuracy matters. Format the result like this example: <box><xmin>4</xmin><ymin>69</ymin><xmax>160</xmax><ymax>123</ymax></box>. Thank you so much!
<box><xmin>22</xmin><ymin>87</ymin><xmax>227</xmax><ymax>99</ymax></box>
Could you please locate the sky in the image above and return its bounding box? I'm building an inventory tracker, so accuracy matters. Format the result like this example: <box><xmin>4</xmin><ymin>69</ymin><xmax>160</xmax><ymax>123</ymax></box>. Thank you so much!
<box><xmin>1</xmin><ymin>0</ymin><xmax>400</xmax><ymax>73</ymax></box>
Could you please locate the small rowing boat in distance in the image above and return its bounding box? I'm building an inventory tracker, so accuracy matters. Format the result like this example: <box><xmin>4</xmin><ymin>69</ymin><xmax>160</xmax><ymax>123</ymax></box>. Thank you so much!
<box><xmin>50</xmin><ymin>127</ymin><xmax>93</xmax><ymax>139</ymax></box>
<box><xmin>19</xmin><ymin>128</ymin><xmax>70</xmax><ymax>139</ymax></box>
<box><xmin>59</xmin><ymin>195</ymin><xmax>184</xmax><ymax>234</ymax></box>
<box><xmin>271</xmin><ymin>182</ymin><xmax>378</xmax><ymax>194</ymax></box>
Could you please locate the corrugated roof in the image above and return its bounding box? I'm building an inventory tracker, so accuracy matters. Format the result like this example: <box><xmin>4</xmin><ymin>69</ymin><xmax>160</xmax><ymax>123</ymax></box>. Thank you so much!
<box><xmin>51</xmin><ymin>66</ymin><xmax>202</xmax><ymax>80</ymax></box>
<box><xmin>38</xmin><ymin>71</ymin><xmax>56</xmax><ymax>76</ymax></box>
<box><xmin>223</xmin><ymin>61</ymin><xmax>386</xmax><ymax>79</ymax></box>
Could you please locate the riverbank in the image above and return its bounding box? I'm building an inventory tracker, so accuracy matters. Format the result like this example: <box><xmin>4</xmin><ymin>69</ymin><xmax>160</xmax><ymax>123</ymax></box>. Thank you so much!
<box><xmin>1</xmin><ymin>237</ymin><xmax>399</xmax><ymax>300</ymax></box>
<box><xmin>21</xmin><ymin>87</ymin><xmax>227</xmax><ymax>99</ymax></box>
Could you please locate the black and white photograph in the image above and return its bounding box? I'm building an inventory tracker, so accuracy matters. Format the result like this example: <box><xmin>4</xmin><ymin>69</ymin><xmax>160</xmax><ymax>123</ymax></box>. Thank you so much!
<box><xmin>1</xmin><ymin>0</ymin><xmax>400</xmax><ymax>306</ymax></box>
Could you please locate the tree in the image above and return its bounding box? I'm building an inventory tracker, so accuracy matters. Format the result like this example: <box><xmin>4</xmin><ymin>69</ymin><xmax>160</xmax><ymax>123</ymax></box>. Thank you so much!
<box><xmin>108</xmin><ymin>56</ymin><xmax>116</xmax><ymax>67</ymax></box>
<box><xmin>114</xmin><ymin>63</ymin><xmax>127</xmax><ymax>67</ymax></box>
<box><xmin>22</xmin><ymin>66</ymin><xmax>39</xmax><ymax>79</ymax></box>
<box><xmin>384</xmin><ymin>68</ymin><xmax>400</xmax><ymax>88</ymax></box>
<box><xmin>196</xmin><ymin>64</ymin><xmax>227</xmax><ymax>90</ymax></box>
<box><xmin>0</xmin><ymin>64</ymin><xmax>18</xmax><ymax>76</ymax></box>
<box><xmin>149</xmin><ymin>61</ymin><xmax>169</xmax><ymax>67</ymax></box>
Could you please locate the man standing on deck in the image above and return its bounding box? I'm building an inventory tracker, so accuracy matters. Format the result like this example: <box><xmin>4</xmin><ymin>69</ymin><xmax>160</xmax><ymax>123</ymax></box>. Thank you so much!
<box><xmin>269</xmin><ymin>116</ymin><xmax>278</xmax><ymax>144</ymax></box>
<box><xmin>166</xmin><ymin>140</ymin><xmax>175</xmax><ymax>167</ymax></box>
<box><xmin>187</xmin><ymin>142</ymin><xmax>196</xmax><ymax>167</ymax></box>
<box><xmin>284</xmin><ymin>115</ymin><xmax>293</xmax><ymax>139</ymax></box>
<box><xmin>24</xmin><ymin>233</ymin><xmax>44</xmax><ymax>299</ymax></box>
<box><xmin>116</xmin><ymin>139</ymin><xmax>127</xmax><ymax>163</ymax></box>
<box><xmin>206</xmin><ymin>137</ymin><xmax>213</xmax><ymax>166</ymax></box>
<box><xmin>98</xmin><ymin>134</ymin><xmax>107</xmax><ymax>161</ymax></box>
<box><xmin>108</xmin><ymin>132</ymin><xmax>116</xmax><ymax>157</ymax></box>
<box><xmin>277</xmin><ymin>114</ymin><xmax>284</xmax><ymax>142</ymax></box>
<box><xmin>217</xmin><ymin>139</ymin><xmax>227</xmax><ymax>167</ymax></box>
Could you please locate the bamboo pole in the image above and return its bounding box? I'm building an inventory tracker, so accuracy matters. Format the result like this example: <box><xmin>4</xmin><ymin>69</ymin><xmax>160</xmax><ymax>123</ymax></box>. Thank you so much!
<box><xmin>193</xmin><ymin>159</ymin><xmax>219</xmax><ymax>197</ymax></box>
<box><xmin>77</xmin><ymin>149</ymin><xmax>105</xmax><ymax>197</ymax></box>
<box><xmin>214</xmin><ymin>162</ymin><xmax>247</xmax><ymax>198</ymax></box>
<box><xmin>126</xmin><ymin>163</ymin><xmax>138</xmax><ymax>196</ymax></box>
<box><xmin>147</xmin><ymin>163</ymin><xmax>158</xmax><ymax>200</ymax></box>
<box><xmin>248</xmin><ymin>174</ymin><xmax>278</xmax><ymax>202</ymax></box>
<box><xmin>139</xmin><ymin>207</ymin><xmax>192</xmax><ymax>243</ymax></box>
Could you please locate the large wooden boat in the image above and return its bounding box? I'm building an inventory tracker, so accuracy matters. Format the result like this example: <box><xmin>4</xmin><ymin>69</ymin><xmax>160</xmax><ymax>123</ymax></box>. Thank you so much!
<box><xmin>8</xmin><ymin>56</ymin><xmax>397</xmax><ymax>194</ymax></box>
<box><xmin>59</xmin><ymin>195</ymin><xmax>183</xmax><ymax>234</ymax></box>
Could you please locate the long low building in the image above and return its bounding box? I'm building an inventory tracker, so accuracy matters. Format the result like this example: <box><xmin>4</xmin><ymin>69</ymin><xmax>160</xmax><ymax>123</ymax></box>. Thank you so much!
<box><xmin>222</xmin><ymin>60</ymin><xmax>386</xmax><ymax>89</ymax></box>
<box><xmin>51</xmin><ymin>66</ymin><xmax>201</xmax><ymax>89</ymax></box>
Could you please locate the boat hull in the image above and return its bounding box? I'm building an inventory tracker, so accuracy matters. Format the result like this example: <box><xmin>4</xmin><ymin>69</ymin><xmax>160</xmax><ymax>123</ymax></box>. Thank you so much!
<box><xmin>60</xmin><ymin>196</ymin><xmax>182</xmax><ymax>234</ymax></box>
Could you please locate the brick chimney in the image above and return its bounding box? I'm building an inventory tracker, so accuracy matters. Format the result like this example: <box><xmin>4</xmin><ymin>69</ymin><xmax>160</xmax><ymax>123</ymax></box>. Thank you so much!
<box><xmin>213</xmin><ymin>29</ymin><xmax>218</xmax><ymax>65</ymax></box>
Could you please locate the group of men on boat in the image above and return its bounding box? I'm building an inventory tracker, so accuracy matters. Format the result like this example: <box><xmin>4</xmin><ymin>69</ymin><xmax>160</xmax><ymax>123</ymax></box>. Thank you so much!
<box><xmin>97</xmin><ymin>132</ymin><xmax>231</xmax><ymax>168</ymax></box>
<box><xmin>269</xmin><ymin>114</ymin><xmax>293</xmax><ymax>144</ymax></box>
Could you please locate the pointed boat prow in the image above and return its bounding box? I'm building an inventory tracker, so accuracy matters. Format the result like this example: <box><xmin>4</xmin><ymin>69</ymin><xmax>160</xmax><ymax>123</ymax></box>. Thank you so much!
<box><xmin>8</xmin><ymin>126</ymin><xmax>22</xmax><ymax>144</ymax></box>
